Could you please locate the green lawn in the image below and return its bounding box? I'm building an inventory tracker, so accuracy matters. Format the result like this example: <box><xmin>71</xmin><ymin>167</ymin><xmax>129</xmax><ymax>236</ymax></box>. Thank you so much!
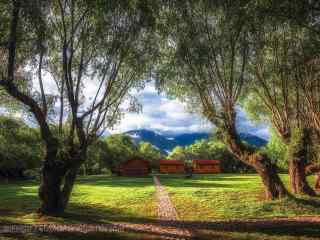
<box><xmin>159</xmin><ymin>174</ymin><xmax>320</xmax><ymax>221</ymax></box>
<box><xmin>0</xmin><ymin>175</ymin><xmax>157</xmax><ymax>224</ymax></box>
<box><xmin>1</xmin><ymin>174</ymin><xmax>320</xmax><ymax>240</ymax></box>
<box><xmin>158</xmin><ymin>174</ymin><xmax>320</xmax><ymax>240</ymax></box>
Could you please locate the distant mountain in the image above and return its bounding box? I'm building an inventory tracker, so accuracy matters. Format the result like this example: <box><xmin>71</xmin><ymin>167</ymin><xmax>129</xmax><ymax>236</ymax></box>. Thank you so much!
<box><xmin>239</xmin><ymin>132</ymin><xmax>268</xmax><ymax>148</ymax></box>
<box><xmin>124</xmin><ymin>129</ymin><xmax>268</xmax><ymax>154</ymax></box>
<box><xmin>174</xmin><ymin>133</ymin><xmax>210</xmax><ymax>146</ymax></box>
<box><xmin>125</xmin><ymin>129</ymin><xmax>177</xmax><ymax>153</ymax></box>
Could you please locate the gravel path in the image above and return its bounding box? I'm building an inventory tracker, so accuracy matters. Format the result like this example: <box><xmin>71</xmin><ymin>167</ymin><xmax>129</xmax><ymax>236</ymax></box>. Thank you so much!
<box><xmin>153</xmin><ymin>176</ymin><xmax>179</xmax><ymax>221</ymax></box>
<box><xmin>153</xmin><ymin>176</ymin><xmax>193</xmax><ymax>239</ymax></box>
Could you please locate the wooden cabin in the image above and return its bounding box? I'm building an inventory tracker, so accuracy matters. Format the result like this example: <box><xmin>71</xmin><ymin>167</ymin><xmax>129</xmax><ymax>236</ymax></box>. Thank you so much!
<box><xmin>192</xmin><ymin>160</ymin><xmax>221</xmax><ymax>174</ymax></box>
<box><xmin>159</xmin><ymin>160</ymin><xmax>185</xmax><ymax>174</ymax></box>
<box><xmin>116</xmin><ymin>159</ymin><xmax>150</xmax><ymax>176</ymax></box>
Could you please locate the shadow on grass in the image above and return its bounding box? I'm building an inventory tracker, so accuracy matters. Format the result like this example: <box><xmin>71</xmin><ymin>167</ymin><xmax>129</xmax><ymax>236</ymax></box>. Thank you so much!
<box><xmin>0</xmin><ymin>201</ymin><xmax>156</xmax><ymax>225</ymax></box>
<box><xmin>40</xmin><ymin>198</ymin><xmax>320</xmax><ymax>238</ymax></box>
<box><xmin>292</xmin><ymin>197</ymin><xmax>320</xmax><ymax>208</ymax></box>
<box><xmin>63</xmin><ymin>202</ymin><xmax>157</xmax><ymax>224</ymax></box>
<box><xmin>0</xmin><ymin>232</ymin><xmax>163</xmax><ymax>240</ymax></box>
<box><xmin>1</xmin><ymin>217</ymin><xmax>320</xmax><ymax>240</ymax></box>
<box><xmin>74</xmin><ymin>175</ymin><xmax>155</xmax><ymax>188</ymax></box>
<box><xmin>1</xmin><ymin>175</ymin><xmax>155</xmax><ymax>188</ymax></box>
<box><xmin>0</xmin><ymin>179</ymin><xmax>155</xmax><ymax>225</ymax></box>
<box><xmin>0</xmin><ymin>183</ymin><xmax>40</xmax><ymax>221</ymax></box>
<box><xmin>158</xmin><ymin>174</ymin><xmax>259</xmax><ymax>189</ymax></box>
<box><xmin>1</xmin><ymin>199</ymin><xmax>320</xmax><ymax>240</ymax></box>
<box><xmin>157</xmin><ymin>173</ymin><xmax>258</xmax><ymax>181</ymax></box>
<box><xmin>61</xmin><ymin>195</ymin><xmax>320</xmax><ymax>239</ymax></box>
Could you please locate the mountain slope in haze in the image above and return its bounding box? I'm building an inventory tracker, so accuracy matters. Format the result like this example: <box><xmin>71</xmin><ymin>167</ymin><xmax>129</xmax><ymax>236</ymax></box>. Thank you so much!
<box><xmin>174</xmin><ymin>133</ymin><xmax>210</xmax><ymax>146</ymax></box>
<box><xmin>239</xmin><ymin>132</ymin><xmax>268</xmax><ymax>148</ymax></box>
<box><xmin>125</xmin><ymin>129</ymin><xmax>177</xmax><ymax>153</ymax></box>
<box><xmin>124</xmin><ymin>129</ymin><xmax>267</xmax><ymax>154</ymax></box>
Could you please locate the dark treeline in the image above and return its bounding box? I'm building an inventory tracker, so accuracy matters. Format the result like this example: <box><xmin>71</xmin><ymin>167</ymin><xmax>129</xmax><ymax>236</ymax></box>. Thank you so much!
<box><xmin>1</xmin><ymin>0</ymin><xmax>320</xmax><ymax>215</ymax></box>
<box><xmin>0</xmin><ymin>115</ymin><xmax>253</xmax><ymax>179</ymax></box>
<box><xmin>0</xmin><ymin>115</ymin><xmax>166</xmax><ymax>178</ymax></box>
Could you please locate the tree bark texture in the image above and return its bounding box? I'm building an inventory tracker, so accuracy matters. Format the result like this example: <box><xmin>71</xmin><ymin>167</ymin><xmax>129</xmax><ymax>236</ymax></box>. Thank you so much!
<box><xmin>221</xmin><ymin>118</ymin><xmax>289</xmax><ymax>200</ymax></box>
<box><xmin>38</xmin><ymin>149</ymin><xmax>85</xmax><ymax>215</ymax></box>
<box><xmin>287</xmin><ymin>128</ymin><xmax>316</xmax><ymax>196</ymax></box>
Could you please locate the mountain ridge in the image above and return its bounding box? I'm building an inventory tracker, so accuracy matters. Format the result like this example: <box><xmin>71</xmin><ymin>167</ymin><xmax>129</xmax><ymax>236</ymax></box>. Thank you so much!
<box><xmin>124</xmin><ymin>129</ymin><xmax>267</xmax><ymax>154</ymax></box>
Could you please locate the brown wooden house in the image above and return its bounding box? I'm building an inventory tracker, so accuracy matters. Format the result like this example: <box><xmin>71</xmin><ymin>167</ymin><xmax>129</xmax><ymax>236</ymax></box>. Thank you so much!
<box><xmin>115</xmin><ymin>159</ymin><xmax>150</xmax><ymax>176</ymax></box>
<box><xmin>159</xmin><ymin>160</ymin><xmax>185</xmax><ymax>174</ymax></box>
<box><xmin>192</xmin><ymin>160</ymin><xmax>221</xmax><ymax>174</ymax></box>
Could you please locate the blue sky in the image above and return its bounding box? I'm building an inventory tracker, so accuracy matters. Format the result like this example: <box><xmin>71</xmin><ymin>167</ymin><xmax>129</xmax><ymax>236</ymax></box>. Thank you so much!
<box><xmin>111</xmin><ymin>83</ymin><xmax>270</xmax><ymax>139</ymax></box>
<box><xmin>18</xmin><ymin>72</ymin><xmax>269</xmax><ymax>139</ymax></box>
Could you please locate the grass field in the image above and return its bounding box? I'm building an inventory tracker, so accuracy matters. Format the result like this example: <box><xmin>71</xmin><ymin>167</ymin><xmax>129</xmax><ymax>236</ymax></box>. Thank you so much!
<box><xmin>158</xmin><ymin>174</ymin><xmax>320</xmax><ymax>240</ymax></box>
<box><xmin>159</xmin><ymin>174</ymin><xmax>320</xmax><ymax>221</ymax></box>
<box><xmin>0</xmin><ymin>175</ymin><xmax>157</xmax><ymax>224</ymax></box>
<box><xmin>1</xmin><ymin>174</ymin><xmax>320</xmax><ymax>240</ymax></box>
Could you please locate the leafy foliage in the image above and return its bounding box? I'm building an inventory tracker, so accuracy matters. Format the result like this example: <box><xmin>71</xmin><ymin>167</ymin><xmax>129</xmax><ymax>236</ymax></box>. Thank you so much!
<box><xmin>0</xmin><ymin>116</ymin><xmax>42</xmax><ymax>177</ymax></box>
<box><xmin>262</xmin><ymin>129</ymin><xmax>288</xmax><ymax>171</ymax></box>
<box><xmin>138</xmin><ymin>141</ymin><xmax>164</xmax><ymax>168</ymax></box>
<box><xmin>168</xmin><ymin>138</ymin><xmax>251</xmax><ymax>173</ymax></box>
<box><xmin>83</xmin><ymin>134</ymin><xmax>164</xmax><ymax>173</ymax></box>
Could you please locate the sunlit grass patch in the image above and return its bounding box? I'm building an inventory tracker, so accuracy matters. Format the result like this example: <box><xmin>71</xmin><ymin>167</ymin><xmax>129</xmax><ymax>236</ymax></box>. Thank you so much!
<box><xmin>0</xmin><ymin>175</ymin><xmax>156</xmax><ymax>224</ymax></box>
<box><xmin>160</xmin><ymin>174</ymin><xmax>320</xmax><ymax>221</ymax></box>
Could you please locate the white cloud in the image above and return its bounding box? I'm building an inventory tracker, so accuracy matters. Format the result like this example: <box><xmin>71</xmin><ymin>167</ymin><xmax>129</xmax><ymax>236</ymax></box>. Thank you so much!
<box><xmin>236</xmin><ymin>107</ymin><xmax>270</xmax><ymax>140</ymax></box>
<box><xmin>110</xmin><ymin>83</ymin><xmax>213</xmax><ymax>135</ymax></box>
<box><xmin>110</xmin><ymin>83</ymin><xmax>269</xmax><ymax>139</ymax></box>
<box><xmin>31</xmin><ymin>71</ymin><xmax>270</xmax><ymax>139</ymax></box>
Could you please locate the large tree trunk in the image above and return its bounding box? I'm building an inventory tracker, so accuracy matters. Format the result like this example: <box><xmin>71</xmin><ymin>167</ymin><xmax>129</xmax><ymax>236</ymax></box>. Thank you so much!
<box><xmin>38</xmin><ymin>163</ymin><xmax>65</xmax><ymax>215</ymax></box>
<box><xmin>287</xmin><ymin>128</ymin><xmax>316</xmax><ymax>196</ymax></box>
<box><xmin>220</xmin><ymin>114</ymin><xmax>289</xmax><ymax>200</ymax></box>
<box><xmin>38</xmin><ymin>144</ymin><xmax>66</xmax><ymax>215</ymax></box>
<box><xmin>38</xmin><ymin>149</ymin><xmax>85</xmax><ymax>215</ymax></box>
<box><xmin>250</xmin><ymin>154</ymin><xmax>288</xmax><ymax>199</ymax></box>
<box><xmin>305</xmin><ymin>164</ymin><xmax>320</xmax><ymax>191</ymax></box>
<box><xmin>289</xmin><ymin>160</ymin><xmax>316</xmax><ymax>196</ymax></box>
<box><xmin>61</xmin><ymin>165</ymin><xmax>81</xmax><ymax>210</ymax></box>
<box><xmin>38</xmin><ymin>164</ymin><xmax>81</xmax><ymax>215</ymax></box>
<box><xmin>60</xmin><ymin>149</ymin><xmax>87</xmax><ymax>209</ymax></box>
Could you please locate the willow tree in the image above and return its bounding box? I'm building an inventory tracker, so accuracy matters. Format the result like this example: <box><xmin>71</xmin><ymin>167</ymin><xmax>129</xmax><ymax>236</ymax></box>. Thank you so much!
<box><xmin>245</xmin><ymin>19</ymin><xmax>318</xmax><ymax>196</ymax></box>
<box><xmin>0</xmin><ymin>0</ymin><xmax>156</xmax><ymax>215</ymax></box>
<box><xmin>295</xmin><ymin>49</ymin><xmax>320</xmax><ymax>190</ymax></box>
<box><xmin>157</xmin><ymin>1</ymin><xmax>288</xmax><ymax>199</ymax></box>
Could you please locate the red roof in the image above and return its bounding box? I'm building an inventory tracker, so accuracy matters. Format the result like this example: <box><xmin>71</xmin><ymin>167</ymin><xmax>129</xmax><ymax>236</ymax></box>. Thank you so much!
<box><xmin>159</xmin><ymin>160</ymin><xmax>185</xmax><ymax>165</ymax></box>
<box><xmin>193</xmin><ymin>160</ymin><xmax>220</xmax><ymax>165</ymax></box>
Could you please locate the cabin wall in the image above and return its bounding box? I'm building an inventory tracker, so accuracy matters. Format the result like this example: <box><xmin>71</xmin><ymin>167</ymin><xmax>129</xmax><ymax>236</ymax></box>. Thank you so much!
<box><xmin>121</xmin><ymin>167</ymin><xmax>149</xmax><ymax>176</ymax></box>
<box><xmin>118</xmin><ymin>159</ymin><xmax>150</xmax><ymax>176</ymax></box>
<box><xmin>193</xmin><ymin>164</ymin><xmax>221</xmax><ymax>174</ymax></box>
<box><xmin>159</xmin><ymin>165</ymin><xmax>185</xmax><ymax>174</ymax></box>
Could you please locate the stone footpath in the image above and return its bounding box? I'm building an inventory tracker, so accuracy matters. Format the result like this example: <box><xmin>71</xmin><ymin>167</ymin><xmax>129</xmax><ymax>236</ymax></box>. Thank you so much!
<box><xmin>153</xmin><ymin>176</ymin><xmax>193</xmax><ymax>239</ymax></box>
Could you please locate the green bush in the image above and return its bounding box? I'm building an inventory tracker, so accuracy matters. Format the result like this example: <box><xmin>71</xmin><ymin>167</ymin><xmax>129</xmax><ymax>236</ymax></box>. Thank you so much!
<box><xmin>0</xmin><ymin>116</ymin><xmax>43</xmax><ymax>178</ymax></box>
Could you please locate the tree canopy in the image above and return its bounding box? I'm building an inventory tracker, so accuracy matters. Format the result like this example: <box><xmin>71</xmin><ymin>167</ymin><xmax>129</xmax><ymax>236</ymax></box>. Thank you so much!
<box><xmin>1</xmin><ymin>0</ymin><xmax>320</xmax><ymax>214</ymax></box>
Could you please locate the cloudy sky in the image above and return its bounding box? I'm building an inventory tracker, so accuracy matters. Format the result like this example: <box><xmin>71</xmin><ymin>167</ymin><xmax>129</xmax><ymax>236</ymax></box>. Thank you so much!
<box><xmin>28</xmin><ymin>71</ymin><xmax>269</xmax><ymax>139</ymax></box>
<box><xmin>110</xmin><ymin>83</ymin><xmax>270</xmax><ymax>139</ymax></box>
